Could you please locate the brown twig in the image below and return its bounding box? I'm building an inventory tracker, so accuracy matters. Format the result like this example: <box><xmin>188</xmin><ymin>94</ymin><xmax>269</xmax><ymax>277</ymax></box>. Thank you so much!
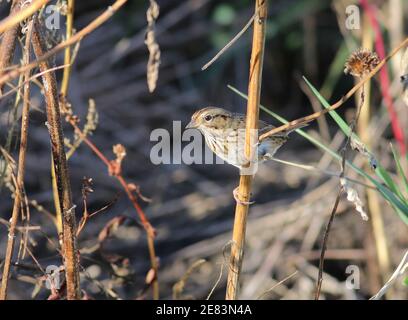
<box><xmin>53</xmin><ymin>0</ymin><xmax>77</xmax><ymax>244</ymax></box>
<box><xmin>1</xmin><ymin>64</ymin><xmax>69</xmax><ymax>101</ymax></box>
<box><xmin>298</xmin><ymin>77</ymin><xmax>330</xmax><ymax>142</ymax></box>
<box><xmin>31</xmin><ymin>19</ymin><xmax>80</xmax><ymax>300</ymax></box>
<box><xmin>225</xmin><ymin>0</ymin><xmax>267</xmax><ymax>300</ymax></box>
<box><xmin>0</xmin><ymin>19</ymin><xmax>32</xmax><ymax>300</ymax></box>
<box><xmin>0</xmin><ymin>0</ymin><xmax>23</xmax><ymax>94</ymax></box>
<box><xmin>314</xmin><ymin>188</ymin><xmax>342</xmax><ymax>300</ymax></box>
<box><xmin>0</xmin><ymin>0</ymin><xmax>128</xmax><ymax>90</ymax></box>
<box><xmin>201</xmin><ymin>9</ymin><xmax>257</xmax><ymax>71</ymax></box>
<box><xmin>0</xmin><ymin>0</ymin><xmax>50</xmax><ymax>34</ymax></box>
<box><xmin>257</xmin><ymin>271</ymin><xmax>298</xmax><ymax>299</ymax></box>
<box><xmin>258</xmin><ymin>36</ymin><xmax>408</xmax><ymax>141</ymax></box>
<box><xmin>172</xmin><ymin>259</ymin><xmax>206</xmax><ymax>299</ymax></box>
<box><xmin>67</xmin><ymin>119</ymin><xmax>159</xmax><ymax>299</ymax></box>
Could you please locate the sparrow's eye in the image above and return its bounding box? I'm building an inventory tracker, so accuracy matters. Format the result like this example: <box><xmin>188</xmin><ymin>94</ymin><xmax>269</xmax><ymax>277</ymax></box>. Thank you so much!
<box><xmin>204</xmin><ymin>115</ymin><xmax>212</xmax><ymax>122</ymax></box>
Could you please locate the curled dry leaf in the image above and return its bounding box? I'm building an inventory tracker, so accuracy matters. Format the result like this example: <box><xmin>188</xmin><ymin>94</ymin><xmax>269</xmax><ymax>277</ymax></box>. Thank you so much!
<box><xmin>145</xmin><ymin>0</ymin><xmax>160</xmax><ymax>93</ymax></box>
<box><xmin>81</xmin><ymin>290</ymin><xmax>94</xmax><ymax>300</ymax></box>
<box><xmin>59</xmin><ymin>95</ymin><xmax>73</xmax><ymax>117</ymax></box>
<box><xmin>145</xmin><ymin>267</ymin><xmax>156</xmax><ymax>285</ymax></box>
<box><xmin>110</xmin><ymin>256</ymin><xmax>132</xmax><ymax>277</ymax></box>
<box><xmin>350</xmin><ymin>137</ymin><xmax>377</xmax><ymax>169</ymax></box>
<box><xmin>172</xmin><ymin>259</ymin><xmax>206</xmax><ymax>300</ymax></box>
<box><xmin>113</xmin><ymin>144</ymin><xmax>126</xmax><ymax>163</ymax></box>
<box><xmin>81</xmin><ymin>176</ymin><xmax>94</xmax><ymax>198</ymax></box>
<box><xmin>109</xmin><ymin>144</ymin><xmax>127</xmax><ymax>176</ymax></box>
<box><xmin>84</xmin><ymin>99</ymin><xmax>98</xmax><ymax>133</ymax></box>
<box><xmin>340</xmin><ymin>178</ymin><xmax>368</xmax><ymax>221</ymax></box>
<box><xmin>98</xmin><ymin>215</ymin><xmax>127</xmax><ymax>243</ymax></box>
<box><xmin>128</xmin><ymin>182</ymin><xmax>152</xmax><ymax>203</ymax></box>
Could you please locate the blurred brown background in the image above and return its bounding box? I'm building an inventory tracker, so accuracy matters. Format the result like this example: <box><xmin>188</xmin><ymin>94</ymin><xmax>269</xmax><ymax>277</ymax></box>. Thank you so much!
<box><xmin>0</xmin><ymin>0</ymin><xmax>407</xmax><ymax>299</ymax></box>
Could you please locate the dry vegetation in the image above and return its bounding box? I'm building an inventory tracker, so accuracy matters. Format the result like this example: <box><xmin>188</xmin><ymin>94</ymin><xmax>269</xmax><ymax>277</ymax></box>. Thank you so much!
<box><xmin>0</xmin><ymin>0</ymin><xmax>407</xmax><ymax>300</ymax></box>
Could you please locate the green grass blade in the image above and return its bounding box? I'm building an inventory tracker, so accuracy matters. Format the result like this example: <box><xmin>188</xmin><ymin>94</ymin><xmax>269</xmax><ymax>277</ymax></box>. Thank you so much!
<box><xmin>302</xmin><ymin>77</ymin><xmax>408</xmax><ymax>203</ymax></box>
<box><xmin>391</xmin><ymin>143</ymin><xmax>408</xmax><ymax>198</ymax></box>
<box><xmin>227</xmin><ymin>84</ymin><xmax>408</xmax><ymax>225</ymax></box>
<box><xmin>303</xmin><ymin>76</ymin><xmax>355</xmax><ymax>138</ymax></box>
<box><xmin>375</xmin><ymin>165</ymin><xmax>405</xmax><ymax>200</ymax></box>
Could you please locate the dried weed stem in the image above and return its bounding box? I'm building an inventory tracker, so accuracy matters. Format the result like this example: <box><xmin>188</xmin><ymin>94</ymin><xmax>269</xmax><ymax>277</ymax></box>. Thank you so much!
<box><xmin>32</xmin><ymin>20</ymin><xmax>80</xmax><ymax>300</ymax></box>
<box><xmin>226</xmin><ymin>0</ymin><xmax>267</xmax><ymax>300</ymax></box>
<box><xmin>0</xmin><ymin>18</ymin><xmax>32</xmax><ymax>300</ymax></box>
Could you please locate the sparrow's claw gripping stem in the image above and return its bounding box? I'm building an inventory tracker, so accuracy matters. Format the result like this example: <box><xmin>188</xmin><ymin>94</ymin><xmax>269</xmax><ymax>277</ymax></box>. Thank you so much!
<box><xmin>233</xmin><ymin>187</ymin><xmax>255</xmax><ymax>205</ymax></box>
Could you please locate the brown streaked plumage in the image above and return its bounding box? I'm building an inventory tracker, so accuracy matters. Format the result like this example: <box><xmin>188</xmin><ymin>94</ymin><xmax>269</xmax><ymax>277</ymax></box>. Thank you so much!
<box><xmin>186</xmin><ymin>107</ymin><xmax>303</xmax><ymax>170</ymax></box>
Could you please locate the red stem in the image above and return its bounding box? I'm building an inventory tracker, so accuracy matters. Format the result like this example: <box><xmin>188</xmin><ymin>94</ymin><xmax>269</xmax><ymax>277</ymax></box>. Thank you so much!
<box><xmin>360</xmin><ymin>0</ymin><xmax>406</xmax><ymax>155</ymax></box>
<box><xmin>70</xmin><ymin>121</ymin><xmax>155</xmax><ymax>237</ymax></box>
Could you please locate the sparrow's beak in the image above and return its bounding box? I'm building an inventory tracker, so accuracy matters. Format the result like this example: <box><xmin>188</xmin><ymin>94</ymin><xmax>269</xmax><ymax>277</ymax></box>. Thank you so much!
<box><xmin>185</xmin><ymin>120</ymin><xmax>197</xmax><ymax>129</ymax></box>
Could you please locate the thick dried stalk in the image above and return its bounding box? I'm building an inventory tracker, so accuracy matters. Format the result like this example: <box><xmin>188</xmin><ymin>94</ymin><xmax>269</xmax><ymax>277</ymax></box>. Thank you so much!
<box><xmin>0</xmin><ymin>19</ymin><xmax>32</xmax><ymax>300</ymax></box>
<box><xmin>0</xmin><ymin>0</ymin><xmax>23</xmax><ymax>94</ymax></box>
<box><xmin>60</xmin><ymin>0</ymin><xmax>75</xmax><ymax>97</ymax></box>
<box><xmin>225</xmin><ymin>0</ymin><xmax>267</xmax><ymax>300</ymax></box>
<box><xmin>54</xmin><ymin>0</ymin><xmax>77</xmax><ymax>237</ymax></box>
<box><xmin>31</xmin><ymin>20</ymin><xmax>80</xmax><ymax>300</ymax></box>
<box><xmin>0</xmin><ymin>0</ymin><xmax>50</xmax><ymax>34</ymax></box>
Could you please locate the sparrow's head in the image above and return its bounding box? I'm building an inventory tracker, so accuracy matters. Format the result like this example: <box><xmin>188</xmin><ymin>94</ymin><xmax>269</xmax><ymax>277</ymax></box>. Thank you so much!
<box><xmin>186</xmin><ymin>107</ymin><xmax>234</xmax><ymax>132</ymax></box>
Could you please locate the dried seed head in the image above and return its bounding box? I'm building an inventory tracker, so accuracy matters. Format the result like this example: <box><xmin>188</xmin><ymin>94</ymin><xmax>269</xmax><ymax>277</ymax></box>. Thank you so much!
<box><xmin>113</xmin><ymin>144</ymin><xmax>126</xmax><ymax>164</ymax></box>
<box><xmin>81</xmin><ymin>176</ymin><xmax>94</xmax><ymax>198</ymax></box>
<box><xmin>344</xmin><ymin>48</ymin><xmax>380</xmax><ymax>78</ymax></box>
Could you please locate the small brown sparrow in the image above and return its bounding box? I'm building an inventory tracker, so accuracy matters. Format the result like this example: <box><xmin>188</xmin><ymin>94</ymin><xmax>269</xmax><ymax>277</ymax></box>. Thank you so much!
<box><xmin>186</xmin><ymin>107</ymin><xmax>305</xmax><ymax>204</ymax></box>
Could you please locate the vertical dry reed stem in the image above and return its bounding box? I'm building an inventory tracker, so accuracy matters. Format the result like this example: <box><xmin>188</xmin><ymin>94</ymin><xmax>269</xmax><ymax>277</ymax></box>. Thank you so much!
<box><xmin>225</xmin><ymin>0</ymin><xmax>267</xmax><ymax>300</ymax></box>
<box><xmin>0</xmin><ymin>0</ymin><xmax>22</xmax><ymax>94</ymax></box>
<box><xmin>359</xmin><ymin>15</ymin><xmax>392</xmax><ymax>297</ymax></box>
<box><xmin>54</xmin><ymin>0</ymin><xmax>77</xmax><ymax>237</ymax></box>
<box><xmin>60</xmin><ymin>0</ymin><xmax>75</xmax><ymax>97</ymax></box>
<box><xmin>32</xmin><ymin>20</ymin><xmax>80</xmax><ymax>299</ymax></box>
<box><xmin>0</xmin><ymin>19</ymin><xmax>32</xmax><ymax>300</ymax></box>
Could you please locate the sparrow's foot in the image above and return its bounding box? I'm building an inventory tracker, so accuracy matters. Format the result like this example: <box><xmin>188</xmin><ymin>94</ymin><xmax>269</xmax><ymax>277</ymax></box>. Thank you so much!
<box><xmin>233</xmin><ymin>187</ymin><xmax>255</xmax><ymax>205</ymax></box>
